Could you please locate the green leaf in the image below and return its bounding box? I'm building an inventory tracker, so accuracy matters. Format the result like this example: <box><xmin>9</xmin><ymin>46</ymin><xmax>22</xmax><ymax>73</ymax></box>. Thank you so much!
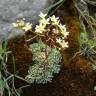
<box><xmin>0</xmin><ymin>44</ymin><xmax>4</xmax><ymax>54</ymax></box>
<box><xmin>26</xmin><ymin>42</ymin><xmax>62</xmax><ymax>84</ymax></box>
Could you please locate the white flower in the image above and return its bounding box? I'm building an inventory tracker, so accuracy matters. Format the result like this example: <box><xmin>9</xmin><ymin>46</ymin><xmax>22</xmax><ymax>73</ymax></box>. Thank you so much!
<box><xmin>52</xmin><ymin>28</ymin><xmax>59</xmax><ymax>34</ymax></box>
<box><xmin>50</xmin><ymin>15</ymin><xmax>60</xmax><ymax>25</ymax></box>
<box><xmin>63</xmin><ymin>31</ymin><xmax>69</xmax><ymax>38</ymax></box>
<box><xmin>22</xmin><ymin>18</ymin><xmax>25</xmax><ymax>20</ymax></box>
<box><xmin>17</xmin><ymin>20</ymin><xmax>25</xmax><ymax>27</ymax></box>
<box><xmin>59</xmin><ymin>24</ymin><xmax>69</xmax><ymax>37</ymax></box>
<box><xmin>12</xmin><ymin>22</ymin><xmax>18</xmax><ymax>27</ymax></box>
<box><xmin>61</xmin><ymin>31</ymin><xmax>69</xmax><ymax>38</ymax></box>
<box><xmin>61</xmin><ymin>41</ymin><xmax>69</xmax><ymax>48</ymax></box>
<box><xmin>39</xmin><ymin>18</ymin><xmax>50</xmax><ymax>26</ymax></box>
<box><xmin>59</xmin><ymin>24</ymin><xmax>66</xmax><ymax>31</ymax></box>
<box><xmin>56</xmin><ymin>38</ymin><xmax>69</xmax><ymax>48</ymax></box>
<box><xmin>56</xmin><ymin>38</ymin><xmax>62</xmax><ymax>44</ymax></box>
<box><xmin>22</xmin><ymin>22</ymin><xmax>32</xmax><ymax>31</ymax></box>
<box><xmin>35</xmin><ymin>23</ymin><xmax>45</xmax><ymax>33</ymax></box>
<box><xmin>39</xmin><ymin>12</ymin><xmax>47</xmax><ymax>18</ymax></box>
<box><xmin>12</xmin><ymin>20</ymin><xmax>25</xmax><ymax>28</ymax></box>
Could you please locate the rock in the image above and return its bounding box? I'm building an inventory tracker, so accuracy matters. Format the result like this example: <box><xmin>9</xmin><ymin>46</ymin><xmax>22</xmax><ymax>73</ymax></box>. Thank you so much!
<box><xmin>0</xmin><ymin>0</ymin><xmax>54</xmax><ymax>42</ymax></box>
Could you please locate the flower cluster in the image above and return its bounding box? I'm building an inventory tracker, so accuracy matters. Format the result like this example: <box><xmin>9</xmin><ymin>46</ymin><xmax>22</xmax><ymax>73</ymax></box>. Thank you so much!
<box><xmin>35</xmin><ymin>12</ymin><xmax>69</xmax><ymax>49</ymax></box>
<box><xmin>12</xmin><ymin>19</ymin><xmax>32</xmax><ymax>31</ymax></box>
<box><xmin>12</xmin><ymin>12</ymin><xmax>69</xmax><ymax>49</ymax></box>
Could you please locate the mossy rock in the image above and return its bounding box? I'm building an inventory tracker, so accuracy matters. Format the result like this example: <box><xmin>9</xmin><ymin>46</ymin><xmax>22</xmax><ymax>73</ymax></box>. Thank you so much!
<box><xmin>69</xmin><ymin>55</ymin><xmax>92</xmax><ymax>74</ymax></box>
<box><xmin>6</xmin><ymin>35</ymin><xmax>32</xmax><ymax>77</ymax></box>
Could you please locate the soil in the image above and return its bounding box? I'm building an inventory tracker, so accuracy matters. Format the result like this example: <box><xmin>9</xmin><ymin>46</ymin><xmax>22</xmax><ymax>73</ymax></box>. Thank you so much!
<box><xmin>22</xmin><ymin>65</ymin><xmax>96</xmax><ymax>96</ymax></box>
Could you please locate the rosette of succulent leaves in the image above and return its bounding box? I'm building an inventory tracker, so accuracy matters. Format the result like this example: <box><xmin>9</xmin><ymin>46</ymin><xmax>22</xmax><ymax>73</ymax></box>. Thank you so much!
<box><xmin>12</xmin><ymin>12</ymin><xmax>69</xmax><ymax>84</ymax></box>
<box><xmin>25</xmin><ymin>42</ymin><xmax>62</xmax><ymax>84</ymax></box>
